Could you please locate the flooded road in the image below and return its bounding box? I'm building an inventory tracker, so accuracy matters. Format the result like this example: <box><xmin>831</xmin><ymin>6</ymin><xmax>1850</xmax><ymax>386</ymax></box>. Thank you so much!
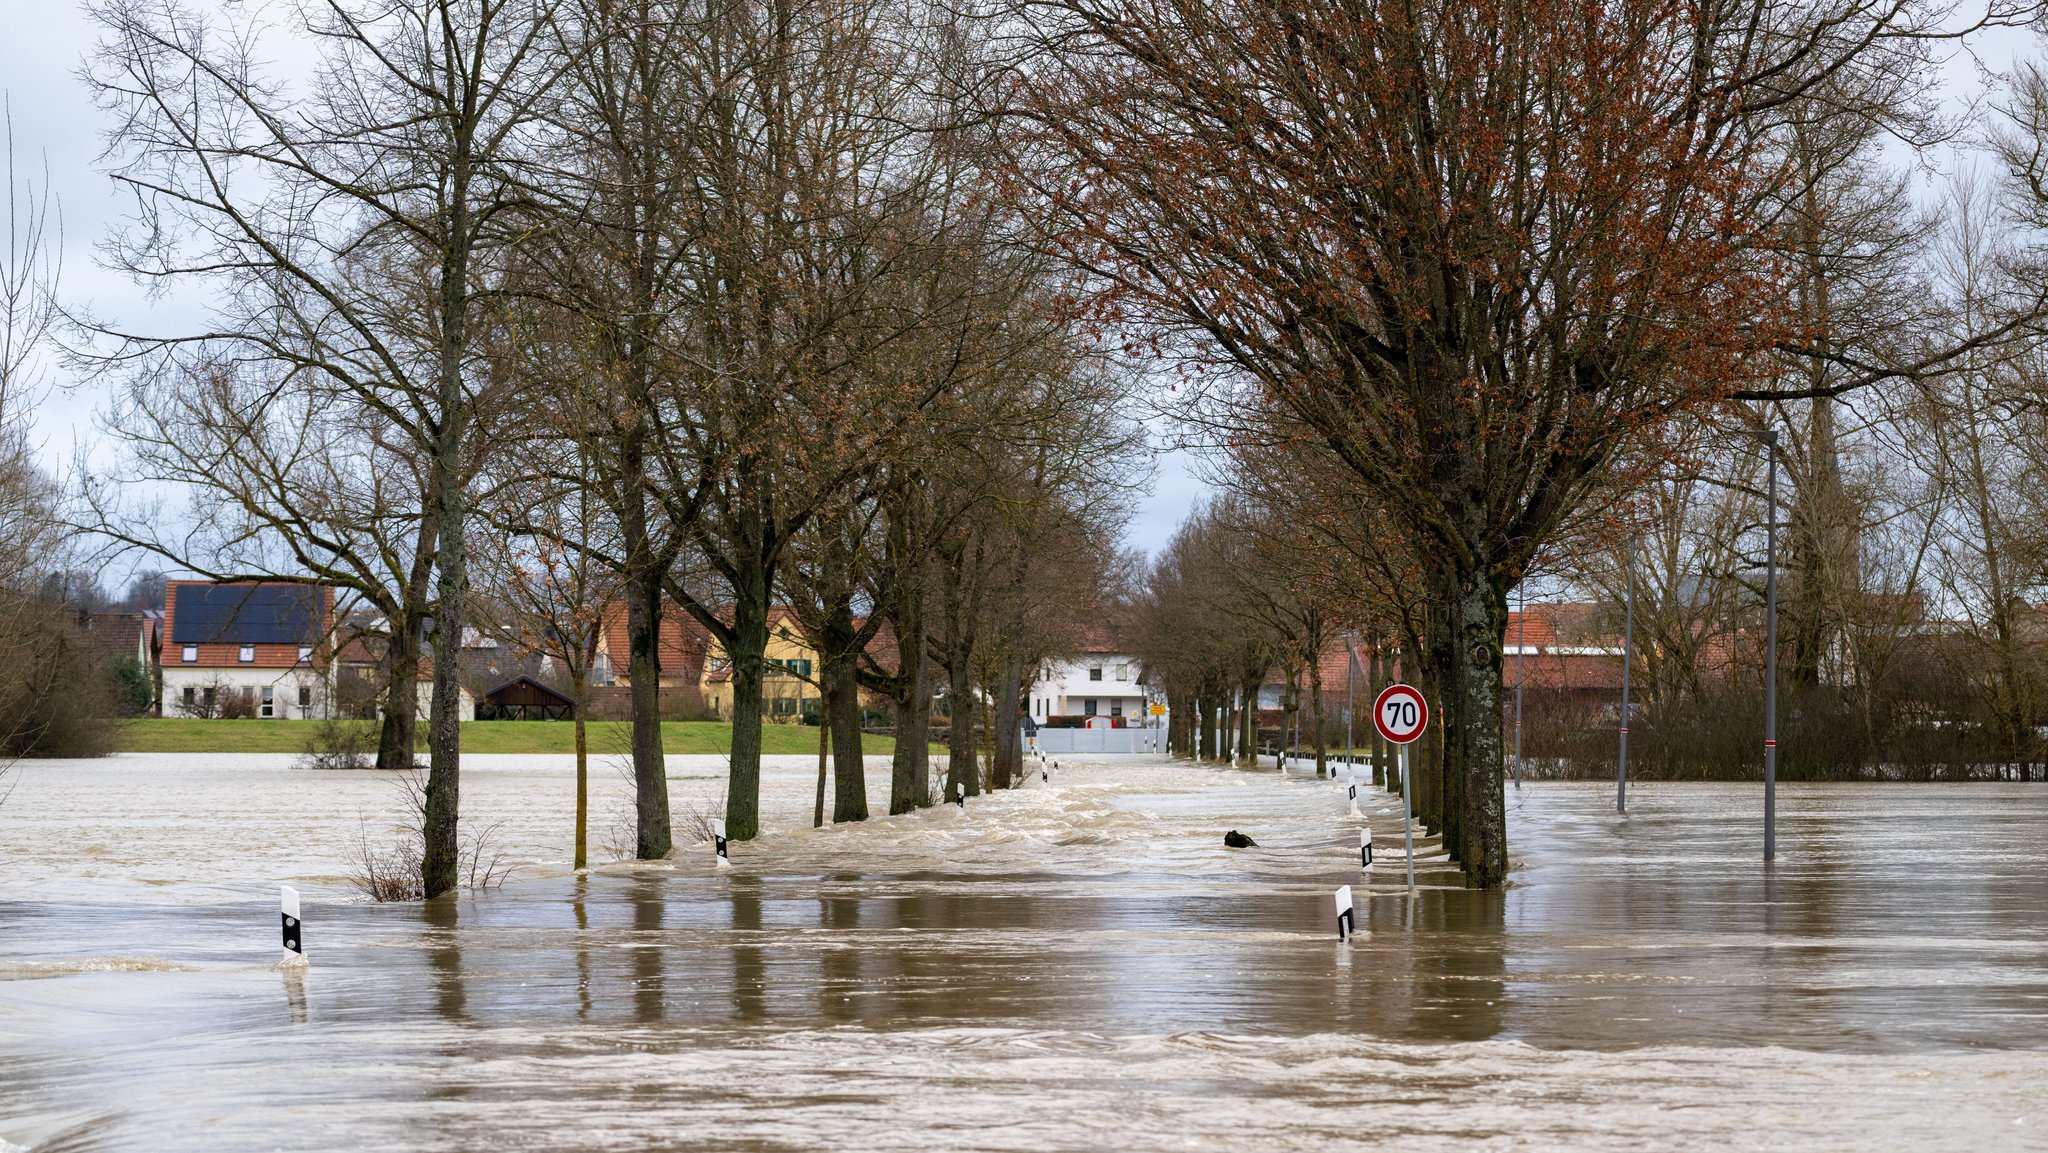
<box><xmin>3</xmin><ymin>754</ymin><xmax>2047</xmax><ymax>1151</ymax></box>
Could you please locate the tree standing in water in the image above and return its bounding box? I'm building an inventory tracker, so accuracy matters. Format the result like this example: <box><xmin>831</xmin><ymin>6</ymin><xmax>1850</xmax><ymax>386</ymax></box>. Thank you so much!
<box><xmin>999</xmin><ymin>0</ymin><xmax>2016</xmax><ymax>884</ymax></box>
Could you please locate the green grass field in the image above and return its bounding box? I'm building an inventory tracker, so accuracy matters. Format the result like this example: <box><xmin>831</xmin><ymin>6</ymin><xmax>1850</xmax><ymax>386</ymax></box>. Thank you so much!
<box><xmin>114</xmin><ymin>717</ymin><xmax>903</xmax><ymax>756</ymax></box>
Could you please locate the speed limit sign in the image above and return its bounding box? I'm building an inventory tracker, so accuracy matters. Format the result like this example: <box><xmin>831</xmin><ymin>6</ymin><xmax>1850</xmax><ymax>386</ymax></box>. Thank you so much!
<box><xmin>1373</xmin><ymin>683</ymin><xmax>1429</xmax><ymax>746</ymax></box>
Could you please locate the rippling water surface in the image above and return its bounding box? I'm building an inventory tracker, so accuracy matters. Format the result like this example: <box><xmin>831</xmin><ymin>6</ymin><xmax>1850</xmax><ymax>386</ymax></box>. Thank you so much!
<box><xmin>3</xmin><ymin>753</ymin><xmax>2046</xmax><ymax>1151</ymax></box>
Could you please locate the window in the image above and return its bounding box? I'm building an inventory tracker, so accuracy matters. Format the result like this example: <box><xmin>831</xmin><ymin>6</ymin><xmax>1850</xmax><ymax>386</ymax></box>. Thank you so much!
<box><xmin>772</xmin><ymin>696</ymin><xmax>797</xmax><ymax>715</ymax></box>
<box><xmin>767</xmin><ymin>658</ymin><xmax>813</xmax><ymax>679</ymax></box>
<box><xmin>181</xmin><ymin>644</ymin><xmax>197</xmax><ymax>663</ymax></box>
<box><xmin>297</xmin><ymin>685</ymin><xmax>312</xmax><ymax>710</ymax></box>
<box><xmin>1116</xmin><ymin>664</ymin><xmax>1130</xmax><ymax>681</ymax></box>
<box><xmin>1089</xmin><ymin>667</ymin><xmax>1103</xmax><ymax>681</ymax></box>
<box><xmin>1111</xmin><ymin>703</ymin><xmax>1123</xmax><ymax>717</ymax></box>
<box><xmin>238</xmin><ymin>644</ymin><xmax>255</xmax><ymax>663</ymax></box>
<box><xmin>260</xmin><ymin>687</ymin><xmax>275</xmax><ymax>718</ymax></box>
<box><xmin>297</xmin><ymin>645</ymin><xmax>313</xmax><ymax>664</ymax></box>
<box><xmin>181</xmin><ymin>686</ymin><xmax>195</xmax><ymax>708</ymax></box>
<box><xmin>1085</xmin><ymin>699</ymin><xmax>1098</xmax><ymax>716</ymax></box>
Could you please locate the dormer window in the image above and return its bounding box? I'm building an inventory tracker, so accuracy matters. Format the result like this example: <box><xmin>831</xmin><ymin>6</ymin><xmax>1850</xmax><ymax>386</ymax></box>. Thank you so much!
<box><xmin>297</xmin><ymin>645</ymin><xmax>313</xmax><ymax>664</ymax></box>
<box><xmin>238</xmin><ymin>644</ymin><xmax>255</xmax><ymax>663</ymax></box>
<box><xmin>181</xmin><ymin>644</ymin><xmax>197</xmax><ymax>663</ymax></box>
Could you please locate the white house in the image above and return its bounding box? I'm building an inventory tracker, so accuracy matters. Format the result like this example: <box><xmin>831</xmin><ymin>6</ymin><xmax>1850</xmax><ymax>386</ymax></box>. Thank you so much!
<box><xmin>1028</xmin><ymin>649</ymin><xmax>1154</xmax><ymax>723</ymax></box>
<box><xmin>161</xmin><ymin>581</ymin><xmax>337</xmax><ymax>719</ymax></box>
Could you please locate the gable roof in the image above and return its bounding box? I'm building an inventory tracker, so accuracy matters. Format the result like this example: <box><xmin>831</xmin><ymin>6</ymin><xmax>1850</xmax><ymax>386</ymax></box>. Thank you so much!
<box><xmin>481</xmin><ymin>675</ymin><xmax>575</xmax><ymax>707</ymax></box>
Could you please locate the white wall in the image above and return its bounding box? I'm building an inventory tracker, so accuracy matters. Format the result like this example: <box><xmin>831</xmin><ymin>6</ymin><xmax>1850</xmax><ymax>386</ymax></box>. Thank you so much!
<box><xmin>161</xmin><ymin>668</ymin><xmax>475</xmax><ymax>722</ymax></box>
<box><xmin>1028</xmin><ymin>653</ymin><xmax>1151</xmax><ymax>720</ymax></box>
<box><xmin>414</xmin><ymin>680</ymin><xmax>477</xmax><ymax>724</ymax></box>
<box><xmin>162</xmin><ymin>667</ymin><xmax>330</xmax><ymax>719</ymax></box>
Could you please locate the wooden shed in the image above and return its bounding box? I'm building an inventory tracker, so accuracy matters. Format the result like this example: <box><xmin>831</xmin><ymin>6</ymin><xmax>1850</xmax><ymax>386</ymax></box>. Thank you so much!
<box><xmin>477</xmin><ymin>676</ymin><xmax>576</xmax><ymax>721</ymax></box>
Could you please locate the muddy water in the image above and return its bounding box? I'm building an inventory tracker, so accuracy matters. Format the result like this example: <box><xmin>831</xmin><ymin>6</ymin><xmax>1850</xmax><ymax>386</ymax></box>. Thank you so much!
<box><xmin>3</xmin><ymin>754</ymin><xmax>2046</xmax><ymax>1151</ymax></box>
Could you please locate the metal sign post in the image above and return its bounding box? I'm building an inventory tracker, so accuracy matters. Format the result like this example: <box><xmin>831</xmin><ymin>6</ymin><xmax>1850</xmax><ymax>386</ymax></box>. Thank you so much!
<box><xmin>1372</xmin><ymin>683</ymin><xmax>1430</xmax><ymax>898</ymax></box>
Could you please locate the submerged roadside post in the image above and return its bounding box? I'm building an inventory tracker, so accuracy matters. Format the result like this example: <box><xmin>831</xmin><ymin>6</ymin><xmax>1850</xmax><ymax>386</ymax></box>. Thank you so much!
<box><xmin>280</xmin><ymin>885</ymin><xmax>306</xmax><ymax>965</ymax></box>
<box><xmin>1372</xmin><ymin>683</ymin><xmax>1429</xmax><ymax>898</ymax></box>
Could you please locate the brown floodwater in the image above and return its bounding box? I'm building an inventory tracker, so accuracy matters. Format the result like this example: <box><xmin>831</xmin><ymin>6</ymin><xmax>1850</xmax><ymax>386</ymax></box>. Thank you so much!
<box><xmin>2</xmin><ymin>753</ymin><xmax>2046</xmax><ymax>1151</ymax></box>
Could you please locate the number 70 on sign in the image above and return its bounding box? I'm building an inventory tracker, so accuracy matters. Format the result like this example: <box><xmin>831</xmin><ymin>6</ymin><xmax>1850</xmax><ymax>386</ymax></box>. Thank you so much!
<box><xmin>1373</xmin><ymin>683</ymin><xmax>1429</xmax><ymax>745</ymax></box>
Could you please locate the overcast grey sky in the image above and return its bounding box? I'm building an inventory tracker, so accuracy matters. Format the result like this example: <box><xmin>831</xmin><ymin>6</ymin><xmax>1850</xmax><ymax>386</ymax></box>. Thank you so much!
<box><xmin>3</xmin><ymin>3</ymin><xmax>2037</xmax><ymax>572</ymax></box>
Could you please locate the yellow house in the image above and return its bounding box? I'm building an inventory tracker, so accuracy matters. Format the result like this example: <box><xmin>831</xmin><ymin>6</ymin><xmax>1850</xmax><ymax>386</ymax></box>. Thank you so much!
<box><xmin>701</xmin><ymin>610</ymin><xmax>820</xmax><ymax>722</ymax></box>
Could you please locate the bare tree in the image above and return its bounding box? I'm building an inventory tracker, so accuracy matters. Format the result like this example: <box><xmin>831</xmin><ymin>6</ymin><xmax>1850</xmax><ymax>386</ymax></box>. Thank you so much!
<box><xmin>85</xmin><ymin>0</ymin><xmax>565</xmax><ymax>897</ymax></box>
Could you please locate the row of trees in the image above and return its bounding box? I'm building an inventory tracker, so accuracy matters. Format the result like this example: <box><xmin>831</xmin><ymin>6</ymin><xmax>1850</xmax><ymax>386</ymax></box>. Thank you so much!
<box><xmin>76</xmin><ymin>0</ymin><xmax>1135</xmax><ymax>894</ymax></box>
<box><xmin>66</xmin><ymin>0</ymin><xmax>2048</xmax><ymax>896</ymax></box>
<box><xmin>1098</xmin><ymin>0</ymin><xmax>2048</xmax><ymax>886</ymax></box>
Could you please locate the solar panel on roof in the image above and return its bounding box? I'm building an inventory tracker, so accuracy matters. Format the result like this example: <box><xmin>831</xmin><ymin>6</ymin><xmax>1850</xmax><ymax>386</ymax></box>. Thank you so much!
<box><xmin>171</xmin><ymin>585</ymin><xmax>321</xmax><ymax>645</ymax></box>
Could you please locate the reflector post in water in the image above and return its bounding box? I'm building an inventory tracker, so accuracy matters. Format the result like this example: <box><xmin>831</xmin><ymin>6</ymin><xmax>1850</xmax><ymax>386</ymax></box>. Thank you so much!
<box><xmin>712</xmin><ymin>819</ymin><xmax>730</xmax><ymax>868</ymax></box>
<box><xmin>280</xmin><ymin>885</ymin><xmax>303</xmax><ymax>961</ymax></box>
<box><xmin>954</xmin><ymin>781</ymin><xmax>965</xmax><ymax>807</ymax></box>
<box><xmin>1335</xmin><ymin>885</ymin><xmax>1356</xmax><ymax>942</ymax></box>
<box><xmin>1360</xmin><ymin>828</ymin><xmax>1373</xmax><ymax>869</ymax></box>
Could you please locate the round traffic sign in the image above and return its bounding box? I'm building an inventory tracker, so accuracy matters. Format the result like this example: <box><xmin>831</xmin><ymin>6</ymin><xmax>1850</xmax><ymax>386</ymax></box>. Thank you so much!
<box><xmin>1373</xmin><ymin>683</ymin><xmax>1429</xmax><ymax>745</ymax></box>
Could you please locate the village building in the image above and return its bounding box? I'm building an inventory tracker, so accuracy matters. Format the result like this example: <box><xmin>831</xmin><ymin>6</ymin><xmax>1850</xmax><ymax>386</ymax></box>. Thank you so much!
<box><xmin>589</xmin><ymin>601</ymin><xmax>712</xmax><ymax>718</ymax></box>
<box><xmin>1030</xmin><ymin>627</ymin><xmax>1155</xmax><ymax>725</ymax></box>
<box><xmin>699</xmin><ymin>610</ymin><xmax>829</xmax><ymax>722</ymax></box>
<box><xmin>331</xmin><ymin>626</ymin><xmax>480</xmax><ymax>724</ymax></box>
<box><xmin>68</xmin><ymin>608</ymin><xmax>162</xmax><ymax>714</ymax></box>
<box><xmin>161</xmin><ymin>581</ymin><xmax>337</xmax><ymax>719</ymax></box>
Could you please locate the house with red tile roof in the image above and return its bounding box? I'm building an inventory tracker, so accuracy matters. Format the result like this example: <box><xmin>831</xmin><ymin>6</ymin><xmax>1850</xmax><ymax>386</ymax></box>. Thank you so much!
<box><xmin>161</xmin><ymin>581</ymin><xmax>337</xmax><ymax>718</ymax></box>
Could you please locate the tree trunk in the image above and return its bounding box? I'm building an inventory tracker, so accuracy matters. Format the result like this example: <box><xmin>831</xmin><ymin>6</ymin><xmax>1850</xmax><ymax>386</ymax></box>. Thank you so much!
<box><xmin>826</xmin><ymin>620</ymin><xmax>866</xmax><ymax>822</ymax></box>
<box><xmin>883</xmin><ymin>486</ymin><xmax>932</xmax><ymax>814</ymax></box>
<box><xmin>573</xmin><ymin>666</ymin><xmax>589</xmax><ymax>870</ymax></box>
<box><xmin>1309</xmin><ymin>652</ymin><xmax>1328</xmax><ymax>778</ymax></box>
<box><xmin>891</xmin><ymin>682</ymin><xmax>931</xmax><ymax>812</ymax></box>
<box><xmin>1240</xmin><ymin>677</ymin><xmax>1261</xmax><ymax>764</ymax></box>
<box><xmin>946</xmin><ymin>646</ymin><xmax>979</xmax><ymax>798</ymax></box>
<box><xmin>726</xmin><ymin>575</ymin><xmax>771</xmax><ymax>840</ymax></box>
<box><xmin>815</xmin><ymin>692</ymin><xmax>829</xmax><ymax>827</ymax></box>
<box><xmin>420</xmin><ymin>196</ymin><xmax>472</xmax><ymax>900</ymax></box>
<box><xmin>377</xmin><ymin>616</ymin><xmax>422</xmax><ymax>772</ymax></box>
<box><xmin>991</xmin><ymin>633</ymin><xmax>1024</xmax><ymax>790</ymax></box>
<box><xmin>1430</xmin><ymin>567</ymin><xmax>1511</xmax><ymax>886</ymax></box>
<box><xmin>1370</xmin><ymin>647</ymin><xmax>1388</xmax><ymax>788</ymax></box>
<box><xmin>626</xmin><ymin>562</ymin><xmax>670</xmax><ymax>858</ymax></box>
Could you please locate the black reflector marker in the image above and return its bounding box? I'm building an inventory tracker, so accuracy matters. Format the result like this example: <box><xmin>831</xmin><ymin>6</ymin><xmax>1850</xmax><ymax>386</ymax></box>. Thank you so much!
<box><xmin>712</xmin><ymin>819</ymin><xmax>730</xmax><ymax>869</ymax></box>
<box><xmin>280</xmin><ymin>885</ymin><xmax>305</xmax><ymax>963</ymax></box>
<box><xmin>1335</xmin><ymin>885</ymin><xmax>1356</xmax><ymax>942</ymax></box>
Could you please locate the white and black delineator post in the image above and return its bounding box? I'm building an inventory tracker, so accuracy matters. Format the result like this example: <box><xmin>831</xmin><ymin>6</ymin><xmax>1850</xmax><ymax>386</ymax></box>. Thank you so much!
<box><xmin>712</xmin><ymin>818</ymin><xmax>731</xmax><ymax>869</ymax></box>
<box><xmin>1359</xmin><ymin>826</ymin><xmax>1373</xmax><ymax>868</ymax></box>
<box><xmin>1335</xmin><ymin>885</ymin><xmax>1356</xmax><ymax>942</ymax></box>
<box><xmin>954</xmin><ymin>780</ymin><xmax>966</xmax><ymax>807</ymax></box>
<box><xmin>280</xmin><ymin>885</ymin><xmax>306</xmax><ymax>964</ymax></box>
<box><xmin>1346</xmin><ymin>771</ymin><xmax>1361</xmax><ymax>818</ymax></box>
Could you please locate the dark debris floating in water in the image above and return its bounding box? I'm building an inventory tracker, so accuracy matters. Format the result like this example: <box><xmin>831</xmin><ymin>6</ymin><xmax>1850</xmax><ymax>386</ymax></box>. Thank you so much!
<box><xmin>1223</xmin><ymin>829</ymin><xmax>1258</xmax><ymax>848</ymax></box>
